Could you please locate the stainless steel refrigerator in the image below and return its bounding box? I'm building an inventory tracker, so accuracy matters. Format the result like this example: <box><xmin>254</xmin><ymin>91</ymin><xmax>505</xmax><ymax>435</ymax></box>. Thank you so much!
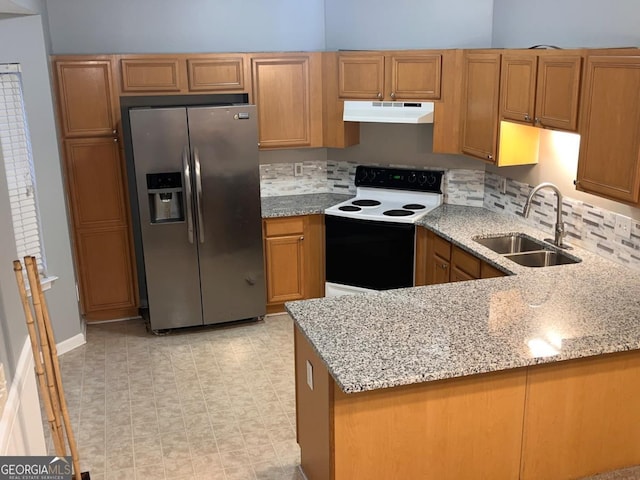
<box><xmin>128</xmin><ymin>105</ymin><xmax>265</xmax><ymax>330</ymax></box>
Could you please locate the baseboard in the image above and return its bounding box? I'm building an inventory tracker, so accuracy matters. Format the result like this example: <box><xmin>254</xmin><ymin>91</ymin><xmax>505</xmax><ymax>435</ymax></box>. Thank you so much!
<box><xmin>0</xmin><ymin>336</ymin><xmax>46</xmax><ymax>455</ymax></box>
<box><xmin>56</xmin><ymin>331</ymin><xmax>86</xmax><ymax>356</ymax></box>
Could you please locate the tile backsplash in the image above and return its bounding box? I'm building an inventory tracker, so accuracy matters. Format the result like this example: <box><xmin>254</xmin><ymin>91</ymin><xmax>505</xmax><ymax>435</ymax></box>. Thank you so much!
<box><xmin>260</xmin><ymin>161</ymin><xmax>640</xmax><ymax>270</ymax></box>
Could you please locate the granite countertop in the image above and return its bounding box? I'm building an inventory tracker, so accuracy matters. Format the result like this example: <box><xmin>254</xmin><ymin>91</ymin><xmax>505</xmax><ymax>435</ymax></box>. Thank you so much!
<box><xmin>261</xmin><ymin>193</ymin><xmax>352</xmax><ymax>218</ymax></box>
<box><xmin>286</xmin><ymin>204</ymin><xmax>640</xmax><ymax>394</ymax></box>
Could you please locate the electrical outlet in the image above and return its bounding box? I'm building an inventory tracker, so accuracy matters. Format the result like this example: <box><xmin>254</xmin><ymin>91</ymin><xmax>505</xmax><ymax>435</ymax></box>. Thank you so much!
<box><xmin>294</xmin><ymin>163</ymin><xmax>303</xmax><ymax>177</ymax></box>
<box><xmin>614</xmin><ymin>214</ymin><xmax>632</xmax><ymax>239</ymax></box>
<box><xmin>499</xmin><ymin>177</ymin><xmax>507</xmax><ymax>194</ymax></box>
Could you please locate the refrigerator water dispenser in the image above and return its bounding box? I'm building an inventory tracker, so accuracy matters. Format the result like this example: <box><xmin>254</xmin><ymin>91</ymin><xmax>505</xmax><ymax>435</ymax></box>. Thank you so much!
<box><xmin>147</xmin><ymin>172</ymin><xmax>184</xmax><ymax>223</ymax></box>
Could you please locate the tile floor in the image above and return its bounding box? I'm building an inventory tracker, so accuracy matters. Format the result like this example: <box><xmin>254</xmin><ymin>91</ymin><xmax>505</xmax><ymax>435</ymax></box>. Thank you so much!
<box><xmin>47</xmin><ymin>314</ymin><xmax>304</xmax><ymax>480</ymax></box>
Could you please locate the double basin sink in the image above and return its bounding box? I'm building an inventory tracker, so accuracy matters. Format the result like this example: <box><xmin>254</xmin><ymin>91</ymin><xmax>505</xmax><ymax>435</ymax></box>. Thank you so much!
<box><xmin>473</xmin><ymin>233</ymin><xmax>581</xmax><ymax>268</ymax></box>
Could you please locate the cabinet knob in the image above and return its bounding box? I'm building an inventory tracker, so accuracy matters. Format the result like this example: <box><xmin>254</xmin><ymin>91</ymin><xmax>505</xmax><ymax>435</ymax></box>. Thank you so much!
<box><xmin>112</xmin><ymin>129</ymin><xmax>117</xmax><ymax>135</ymax></box>
<box><xmin>377</xmin><ymin>92</ymin><xmax>383</xmax><ymax>100</ymax></box>
<box><xmin>390</xmin><ymin>92</ymin><xmax>396</xmax><ymax>99</ymax></box>
<box><xmin>441</xmin><ymin>264</ymin><xmax>448</xmax><ymax>270</ymax></box>
<box><xmin>487</xmin><ymin>154</ymin><xmax>493</xmax><ymax>160</ymax></box>
<box><xmin>524</xmin><ymin>114</ymin><xmax>530</xmax><ymax>121</ymax></box>
<box><xmin>534</xmin><ymin>117</ymin><xmax>541</xmax><ymax>125</ymax></box>
<box><xmin>113</xmin><ymin>138</ymin><xmax>118</xmax><ymax>143</ymax></box>
<box><xmin>299</xmin><ymin>236</ymin><xmax>304</xmax><ymax>241</ymax></box>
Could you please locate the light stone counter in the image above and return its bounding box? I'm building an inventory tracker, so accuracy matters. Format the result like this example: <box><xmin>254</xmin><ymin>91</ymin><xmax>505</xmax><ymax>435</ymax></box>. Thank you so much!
<box><xmin>261</xmin><ymin>193</ymin><xmax>352</xmax><ymax>218</ymax></box>
<box><xmin>286</xmin><ymin>205</ymin><xmax>640</xmax><ymax>393</ymax></box>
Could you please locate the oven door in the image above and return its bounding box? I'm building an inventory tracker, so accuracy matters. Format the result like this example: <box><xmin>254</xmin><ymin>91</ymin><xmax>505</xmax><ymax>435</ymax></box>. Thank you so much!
<box><xmin>325</xmin><ymin>215</ymin><xmax>415</xmax><ymax>291</ymax></box>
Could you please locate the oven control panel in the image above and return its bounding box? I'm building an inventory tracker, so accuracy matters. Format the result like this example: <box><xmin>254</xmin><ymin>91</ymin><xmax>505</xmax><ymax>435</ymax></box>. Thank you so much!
<box><xmin>354</xmin><ymin>166</ymin><xmax>444</xmax><ymax>193</ymax></box>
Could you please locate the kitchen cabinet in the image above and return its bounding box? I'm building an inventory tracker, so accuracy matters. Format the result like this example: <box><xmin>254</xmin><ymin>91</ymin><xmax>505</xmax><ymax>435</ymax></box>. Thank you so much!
<box><xmin>460</xmin><ymin>51</ymin><xmax>502</xmax><ymax>164</ymax></box>
<box><xmin>117</xmin><ymin>54</ymin><xmax>249</xmax><ymax>95</ymax></box>
<box><xmin>415</xmin><ymin>228</ymin><xmax>506</xmax><ymax>286</ymax></box>
<box><xmin>338</xmin><ymin>51</ymin><xmax>442</xmax><ymax>101</ymax></box>
<box><xmin>576</xmin><ymin>54</ymin><xmax>640</xmax><ymax>204</ymax></box>
<box><xmin>250</xmin><ymin>53</ymin><xmax>323</xmax><ymax>149</ymax></box>
<box><xmin>54</xmin><ymin>58</ymin><xmax>119</xmax><ymax>137</ymax></box>
<box><xmin>263</xmin><ymin>215</ymin><xmax>324</xmax><ymax>314</ymax></box>
<box><xmin>52</xmin><ymin>57</ymin><xmax>138</xmax><ymax>321</ymax></box>
<box><xmin>500</xmin><ymin>51</ymin><xmax>582</xmax><ymax>131</ymax></box>
<box><xmin>322</xmin><ymin>52</ymin><xmax>360</xmax><ymax>148</ymax></box>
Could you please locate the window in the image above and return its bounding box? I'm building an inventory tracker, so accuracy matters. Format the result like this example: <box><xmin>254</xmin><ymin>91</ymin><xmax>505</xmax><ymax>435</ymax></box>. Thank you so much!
<box><xmin>0</xmin><ymin>63</ymin><xmax>47</xmax><ymax>276</ymax></box>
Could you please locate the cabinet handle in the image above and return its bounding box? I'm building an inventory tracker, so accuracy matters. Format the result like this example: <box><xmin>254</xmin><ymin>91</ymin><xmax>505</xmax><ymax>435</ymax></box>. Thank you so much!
<box><xmin>524</xmin><ymin>114</ymin><xmax>530</xmax><ymax>121</ymax></box>
<box><xmin>113</xmin><ymin>138</ymin><xmax>118</xmax><ymax>143</ymax></box>
<box><xmin>441</xmin><ymin>264</ymin><xmax>448</xmax><ymax>270</ymax></box>
<box><xmin>390</xmin><ymin>92</ymin><xmax>396</xmax><ymax>99</ymax></box>
<box><xmin>377</xmin><ymin>92</ymin><xmax>383</xmax><ymax>100</ymax></box>
<box><xmin>534</xmin><ymin>117</ymin><xmax>541</xmax><ymax>125</ymax></box>
<box><xmin>487</xmin><ymin>154</ymin><xmax>493</xmax><ymax>160</ymax></box>
<box><xmin>112</xmin><ymin>129</ymin><xmax>117</xmax><ymax>135</ymax></box>
<box><xmin>299</xmin><ymin>236</ymin><xmax>304</xmax><ymax>241</ymax></box>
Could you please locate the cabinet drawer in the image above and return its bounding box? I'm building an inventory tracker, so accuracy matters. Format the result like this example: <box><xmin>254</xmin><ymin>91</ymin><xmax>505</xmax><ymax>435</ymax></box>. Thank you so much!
<box><xmin>264</xmin><ymin>216</ymin><xmax>305</xmax><ymax>237</ymax></box>
<box><xmin>432</xmin><ymin>232</ymin><xmax>452</xmax><ymax>260</ymax></box>
<box><xmin>452</xmin><ymin>246</ymin><xmax>481</xmax><ymax>278</ymax></box>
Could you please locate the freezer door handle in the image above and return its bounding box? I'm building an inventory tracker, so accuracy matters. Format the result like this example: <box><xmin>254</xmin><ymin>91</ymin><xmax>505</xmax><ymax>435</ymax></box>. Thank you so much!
<box><xmin>194</xmin><ymin>147</ymin><xmax>205</xmax><ymax>243</ymax></box>
<box><xmin>182</xmin><ymin>146</ymin><xmax>194</xmax><ymax>244</ymax></box>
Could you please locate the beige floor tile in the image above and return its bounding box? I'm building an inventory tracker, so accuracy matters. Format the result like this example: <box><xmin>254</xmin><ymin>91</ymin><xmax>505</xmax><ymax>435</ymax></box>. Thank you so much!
<box><xmin>106</xmin><ymin>467</ymin><xmax>134</xmax><ymax>480</ymax></box>
<box><xmin>135</xmin><ymin>463</ymin><xmax>166</xmax><ymax>480</ymax></box>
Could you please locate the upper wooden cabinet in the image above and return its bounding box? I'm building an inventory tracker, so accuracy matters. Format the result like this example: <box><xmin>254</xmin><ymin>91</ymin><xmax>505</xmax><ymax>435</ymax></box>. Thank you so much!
<box><xmin>338</xmin><ymin>51</ymin><xmax>442</xmax><ymax>101</ymax></box>
<box><xmin>577</xmin><ymin>54</ymin><xmax>640</xmax><ymax>204</ymax></box>
<box><xmin>251</xmin><ymin>53</ymin><xmax>323</xmax><ymax>149</ymax></box>
<box><xmin>53</xmin><ymin>58</ymin><xmax>118</xmax><ymax>137</ymax></box>
<box><xmin>117</xmin><ymin>54</ymin><xmax>249</xmax><ymax>95</ymax></box>
<box><xmin>460</xmin><ymin>51</ymin><xmax>502</xmax><ymax>164</ymax></box>
<box><xmin>500</xmin><ymin>51</ymin><xmax>582</xmax><ymax>132</ymax></box>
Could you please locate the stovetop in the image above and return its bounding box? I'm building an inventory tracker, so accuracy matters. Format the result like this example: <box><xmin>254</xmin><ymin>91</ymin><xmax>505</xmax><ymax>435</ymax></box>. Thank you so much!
<box><xmin>325</xmin><ymin>166</ymin><xmax>445</xmax><ymax>224</ymax></box>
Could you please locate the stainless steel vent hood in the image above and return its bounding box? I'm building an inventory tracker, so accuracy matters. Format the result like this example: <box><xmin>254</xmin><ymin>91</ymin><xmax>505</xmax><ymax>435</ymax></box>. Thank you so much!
<box><xmin>343</xmin><ymin>100</ymin><xmax>435</xmax><ymax>124</ymax></box>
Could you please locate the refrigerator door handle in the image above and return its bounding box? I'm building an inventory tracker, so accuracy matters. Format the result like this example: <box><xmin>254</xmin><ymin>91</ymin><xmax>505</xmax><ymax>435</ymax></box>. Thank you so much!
<box><xmin>194</xmin><ymin>147</ymin><xmax>205</xmax><ymax>243</ymax></box>
<box><xmin>182</xmin><ymin>146</ymin><xmax>194</xmax><ymax>244</ymax></box>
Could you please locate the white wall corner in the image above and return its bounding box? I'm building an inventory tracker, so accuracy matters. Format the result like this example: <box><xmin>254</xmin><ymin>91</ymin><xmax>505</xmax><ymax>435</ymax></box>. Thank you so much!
<box><xmin>0</xmin><ymin>336</ymin><xmax>46</xmax><ymax>455</ymax></box>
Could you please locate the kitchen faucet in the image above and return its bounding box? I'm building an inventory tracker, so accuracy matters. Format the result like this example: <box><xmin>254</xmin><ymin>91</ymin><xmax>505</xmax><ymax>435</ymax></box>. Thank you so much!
<box><xmin>523</xmin><ymin>182</ymin><xmax>570</xmax><ymax>249</ymax></box>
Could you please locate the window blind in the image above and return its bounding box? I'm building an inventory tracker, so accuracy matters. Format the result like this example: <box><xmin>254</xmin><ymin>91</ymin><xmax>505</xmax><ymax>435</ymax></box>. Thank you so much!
<box><xmin>0</xmin><ymin>64</ymin><xmax>46</xmax><ymax>275</ymax></box>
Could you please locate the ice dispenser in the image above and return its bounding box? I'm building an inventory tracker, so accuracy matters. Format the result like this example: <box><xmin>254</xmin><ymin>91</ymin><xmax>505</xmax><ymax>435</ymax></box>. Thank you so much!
<box><xmin>147</xmin><ymin>172</ymin><xmax>184</xmax><ymax>223</ymax></box>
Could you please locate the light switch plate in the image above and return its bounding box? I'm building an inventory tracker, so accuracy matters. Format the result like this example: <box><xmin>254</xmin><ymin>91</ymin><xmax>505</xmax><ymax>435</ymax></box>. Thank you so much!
<box><xmin>306</xmin><ymin>360</ymin><xmax>313</xmax><ymax>390</ymax></box>
<box><xmin>614</xmin><ymin>214</ymin><xmax>632</xmax><ymax>239</ymax></box>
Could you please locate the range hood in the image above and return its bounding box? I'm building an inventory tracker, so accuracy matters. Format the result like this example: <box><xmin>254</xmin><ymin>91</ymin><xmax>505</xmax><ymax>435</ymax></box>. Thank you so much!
<box><xmin>0</xmin><ymin>0</ymin><xmax>36</xmax><ymax>14</ymax></box>
<box><xmin>343</xmin><ymin>100</ymin><xmax>435</xmax><ymax>124</ymax></box>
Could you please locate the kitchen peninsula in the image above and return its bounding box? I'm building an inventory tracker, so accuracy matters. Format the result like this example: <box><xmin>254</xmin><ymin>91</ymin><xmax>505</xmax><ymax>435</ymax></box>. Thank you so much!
<box><xmin>286</xmin><ymin>205</ymin><xmax>640</xmax><ymax>480</ymax></box>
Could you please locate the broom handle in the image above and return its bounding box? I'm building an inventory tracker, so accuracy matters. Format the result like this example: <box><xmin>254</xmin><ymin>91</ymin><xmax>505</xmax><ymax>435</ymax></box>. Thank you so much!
<box><xmin>12</xmin><ymin>260</ymin><xmax>66</xmax><ymax>455</ymax></box>
<box><xmin>25</xmin><ymin>257</ymin><xmax>82</xmax><ymax>480</ymax></box>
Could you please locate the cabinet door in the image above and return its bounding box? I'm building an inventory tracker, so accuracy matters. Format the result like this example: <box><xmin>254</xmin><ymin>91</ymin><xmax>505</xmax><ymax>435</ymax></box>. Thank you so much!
<box><xmin>338</xmin><ymin>53</ymin><xmax>385</xmax><ymax>100</ymax></box>
<box><xmin>500</xmin><ymin>53</ymin><xmax>537</xmax><ymax>124</ymax></box>
<box><xmin>461</xmin><ymin>52</ymin><xmax>501</xmax><ymax>163</ymax></box>
<box><xmin>430</xmin><ymin>255</ymin><xmax>451</xmax><ymax>285</ymax></box>
<box><xmin>481</xmin><ymin>261</ymin><xmax>506</xmax><ymax>279</ymax></box>
<box><xmin>76</xmin><ymin>227</ymin><xmax>136</xmax><ymax>315</ymax></box>
<box><xmin>535</xmin><ymin>55</ymin><xmax>582</xmax><ymax>131</ymax></box>
<box><xmin>451</xmin><ymin>246</ymin><xmax>481</xmax><ymax>280</ymax></box>
<box><xmin>120</xmin><ymin>57</ymin><xmax>182</xmax><ymax>92</ymax></box>
<box><xmin>252</xmin><ymin>55</ymin><xmax>321</xmax><ymax>148</ymax></box>
<box><xmin>265</xmin><ymin>235</ymin><xmax>305</xmax><ymax>304</ymax></box>
<box><xmin>577</xmin><ymin>56</ymin><xmax>640</xmax><ymax>204</ymax></box>
<box><xmin>54</xmin><ymin>59</ymin><xmax>117</xmax><ymax>137</ymax></box>
<box><xmin>388</xmin><ymin>54</ymin><xmax>442</xmax><ymax>100</ymax></box>
<box><xmin>63</xmin><ymin>138</ymin><xmax>127</xmax><ymax>229</ymax></box>
<box><xmin>187</xmin><ymin>55</ymin><xmax>247</xmax><ymax>92</ymax></box>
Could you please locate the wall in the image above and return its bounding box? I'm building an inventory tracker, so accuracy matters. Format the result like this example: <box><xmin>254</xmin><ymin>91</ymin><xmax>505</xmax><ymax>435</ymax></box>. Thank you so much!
<box><xmin>45</xmin><ymin>0</ymin><xmax>326</xmax><ymax>54</ymax></box>
<box><xmin>324</xmin><ymin>0</ymin><xmax>494</xmax><ymax>50</ymax></box>
<box><xmin>0</xmin><ymin>13</ymin><xmax>82</xmax><ymax>382</ymax></box>
<box><xmin>492</xmin><ymin>0</ymin><xmax>640</xmax><ymax>48</ymax></box>
<box><xmin>328</xmin><ymin>123</ymin><xmax>485</xmax><ymax>171</ymax></box>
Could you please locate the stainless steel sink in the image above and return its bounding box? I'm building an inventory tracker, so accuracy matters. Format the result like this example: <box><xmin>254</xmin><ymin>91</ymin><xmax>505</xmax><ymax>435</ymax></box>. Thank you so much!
<box><xmin>504</xmin><ymin>250</ymin><xmax>581</xmax><ymax>267</ymax></box>
<box><xmin>473</xmin><ymin>233</ymin><xmax>549</xmax><ymax>254</ymax></box>
<box><xmin>473</xmin><ymin>233</ymin><xmax>581</xmax><ymax>268</ymax></box>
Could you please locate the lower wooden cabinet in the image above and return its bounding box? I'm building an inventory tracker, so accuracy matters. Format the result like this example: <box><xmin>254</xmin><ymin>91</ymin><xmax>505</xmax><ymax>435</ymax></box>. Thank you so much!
<box><xmin>415</xmin><ymin>227</ymin><xmax>506</xmax><ymax>286</ymax></box>
<box><xmin>63</xmin><ymin>137</ymin><xmax>138</xmax><ymax>320</ymax></box>
<box><xmin>263</xmin><ymin>215</ymin><xmax>324</xmax><ymax>314</ymax></box>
